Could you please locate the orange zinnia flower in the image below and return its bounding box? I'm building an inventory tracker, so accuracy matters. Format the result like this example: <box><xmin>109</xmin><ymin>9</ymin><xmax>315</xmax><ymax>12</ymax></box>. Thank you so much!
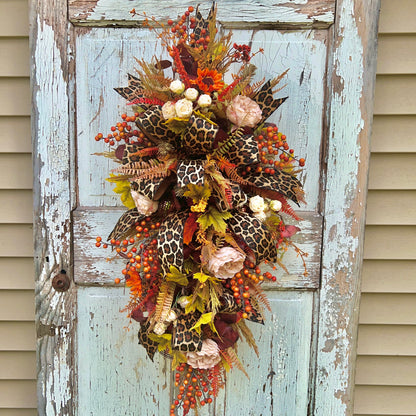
<box><xmin>195</xmin><ymin>68</ymin><xmax>224</xmax><ymax>93</ymax></box>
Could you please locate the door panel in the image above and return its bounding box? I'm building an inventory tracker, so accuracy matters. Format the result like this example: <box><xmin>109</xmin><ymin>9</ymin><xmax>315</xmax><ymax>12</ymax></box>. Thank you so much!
<box><xmin>78</xmin><ymin>287</ymin><xmax>313</xmax><ymax>415</ymax></box>
<box><xmin>76</xmin><ymin>28</ymin><xmax>326</xmax><ymax>209</ymax></box>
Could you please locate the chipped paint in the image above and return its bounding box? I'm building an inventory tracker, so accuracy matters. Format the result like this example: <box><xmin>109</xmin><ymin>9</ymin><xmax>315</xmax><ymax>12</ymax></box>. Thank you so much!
<box><xmin>32</xmin><ymin>2</ymin><xmax>77</xmax><ymax>414</ymax></box>
<box><xmin>314</xmin><ymin>0</ymin><xmax>380</xmax><ymax>415</ymax></box>
<box><xmin>68</xmin><ymin>0</ymin><xmax>335</xmax><ymax>28</ymax></box>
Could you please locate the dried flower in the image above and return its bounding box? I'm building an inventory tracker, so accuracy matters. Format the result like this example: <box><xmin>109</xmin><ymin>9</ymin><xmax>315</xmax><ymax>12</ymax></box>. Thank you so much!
<box><xmin>131</xmin><ymin>190</ymin><xmax>159</xmax><ymax>216</ymax></box>
<box><xmin>169</xmin><ymin>79</ymin><xmax>185</xmax><ymax>94</ymax></box>
<box><xmin>197</xmin><ymin>94</ymin><xmax>212</xmax><ymax>108</ymax></box>
<box><xmin>253</xmin><ymin>210</ymin><xmax>268</xmax><ymax>222</ymax></box>
<box><xmin>161</xmin><ymin>101</ymin><xmax>177</xmax><ymax>120</ymax></box>
<box><xmin>226</xmin><ymin>95</ymin><xmax>262</xmax><ymax>128</ymax></box>
<box><xmin>186</xmin><ymin>339</ymin><xmax>221</xmax><ymax>369</ymax></box>
<box><xmin>175</xmin><ymin>98</ymin><xmax>194</xmax><ymax>118</ymax></box>
<box><xmin>207</xmin><ymin>246</ymin><xmax>245</xmax><ymax>280</ymax></box>
<box><xmin>184</xmin><ymin>88</ymin><xmax>199</xmax><ymax>101</ymax></box>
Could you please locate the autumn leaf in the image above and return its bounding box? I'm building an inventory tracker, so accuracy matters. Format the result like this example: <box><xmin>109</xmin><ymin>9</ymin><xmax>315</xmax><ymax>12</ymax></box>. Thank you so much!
<box><xmin>193</xmin><ymin>272</ymin><xmax>211</xmax><ymax>283</ymax></box>
<box><xmin>190</xmin><ymin>312</ymin><xmax>218</xmax><ymax>335</ymax></box>
<box><xmin>197</xmin><ymin>207</ymin><xmax>232</xmax><ymax>233</ymax></box>
<box><xmin>166</xmin><ymin>266</ymin><xmax>188</xmax><ymax>286</ymax></box>
<box><xmin>106</xmin><ymin>174</ymin><xmax>135</xmax><ymax>209</ymax></box>
<box><xmin>183</xmin><ymin>213</ymin><xmax>199</xmax><ymax>245</ymax></box>
<box><xmin>183</xmin><ymin>183</ymin><xmax>211</xmax><ymax>203</ymax></box>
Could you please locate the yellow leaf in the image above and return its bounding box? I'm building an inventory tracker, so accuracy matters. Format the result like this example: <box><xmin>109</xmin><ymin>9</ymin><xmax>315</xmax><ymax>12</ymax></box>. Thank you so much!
<box><xmin>106</xmin><ymin>174</ymin><xmax>135</xmax><ymax>209</ymax></box>
<box><xmin>148</xmin><ymin>333</ymin><xmax>172</xmax><ymax>353</ymax></box>
<box><xmin>190</xmin><ymin>312</ymin><xmax>217</xmax><ymax>334</ymax></box>
<box><xmin>193</xmin><ymin>272</ymin><xmax>211</xmax><ymax>283</ymax></box>
<box><xmin>166</xmin><ymin>266</ymin><xmax>188</xmax><ymax>286</ymax></box>
<box><xmin>197</xmin><ymin>207</ymin><xmax>232</xmax><ymax>233</ymax></box>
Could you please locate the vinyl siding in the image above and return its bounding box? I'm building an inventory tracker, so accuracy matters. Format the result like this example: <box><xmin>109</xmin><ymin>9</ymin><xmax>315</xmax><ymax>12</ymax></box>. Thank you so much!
<box><xmin>0</xmin><ymin>0</ymin><xmax>36</xmax><ymax>414</ymax></box>
<box><xmin>1</xmin><ymin>0</ymin><xmax>414</xmax><ymax>415</ymax></box>
<box><xmin>354</xmin><ymin>1</ymin><xmax>416</xmax><ymax>415</ymax></box>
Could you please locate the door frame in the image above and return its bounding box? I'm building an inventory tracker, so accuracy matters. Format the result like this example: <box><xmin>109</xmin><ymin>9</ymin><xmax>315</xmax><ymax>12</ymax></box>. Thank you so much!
<box><xmin>30</xmin><ymin>1</ymin><xmax>380</xmax><ymax>414</ymax></box>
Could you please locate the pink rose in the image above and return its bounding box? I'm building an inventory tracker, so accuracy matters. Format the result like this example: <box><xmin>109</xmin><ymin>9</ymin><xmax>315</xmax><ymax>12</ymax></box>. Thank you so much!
<box><xmin>226</xmin><ymin>95</ymin><xmax>262</xmax><ymax>128</ymax></box>
<box><xmin>186</xmin><ymin>339</ymin><xmax>221</xmax><ymax>369</ymax></box>
<box><xmin>206</xmin><ymin>247</ymin><xmax>245</xmax><ymax>280</ymax></box>
<box><xmin>131</xmin><ymin>190</ymin><xmax>159</xmax><ymax>216</ymax></box>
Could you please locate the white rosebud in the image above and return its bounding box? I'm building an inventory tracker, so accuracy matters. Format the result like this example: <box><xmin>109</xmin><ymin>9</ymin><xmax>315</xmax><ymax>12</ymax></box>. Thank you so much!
<box><xmin>249</xmin><ymin>195</ymin><xmax>266</xmax><ymax>213</ymax></box>
<box><xmin>153</xmin><ymin>322</ymin><xmax>167</xmax><ymax>335</ymax></box>
<box><xmin>270</xmin><ymin>200</ymin><xmax>283</xmax><ymax>212</ymax></box>
<box><xmin>197</xmin><ymin>94</ymin><xmax>212</xmax><ymax>108</ymax></box>
<box><xmin>253</xmin><ymin>210</ymin><xmax>268</xmax><ymax>222</ymax></box>
<box><xmin>178</xmin><ymin>296</ymin><xmax>190</xmax><ymax>309</ymax></box>
<box><xmin>169</xmin><ymin>79</ymin><xmax>185</xmax><ymax>94</ymax></box>
<box><xmin>175</xmin><ymin>98</ymin><xmax>194</xmax><ymax>119</ymax></box>
<box><xmin>184</xmin><ymin>88</ymin><xmax>199</xmax><ymax>101</ymax></box>
<box><xmin>166</xmin><ymin>310</ymin><xmax>177</xmax><ymax>322</ymax></box>
<box><xmin>161</xmin><ymin>101</ymin><xmax>177</xmax><ymax>120</ymax></box>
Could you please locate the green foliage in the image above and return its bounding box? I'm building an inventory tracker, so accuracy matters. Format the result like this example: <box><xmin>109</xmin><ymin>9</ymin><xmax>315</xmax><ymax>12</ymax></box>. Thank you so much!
<box><xmin>197</xmin><ymin>207</ymin><xmax>232</xmax><ymax>233</ymax></box>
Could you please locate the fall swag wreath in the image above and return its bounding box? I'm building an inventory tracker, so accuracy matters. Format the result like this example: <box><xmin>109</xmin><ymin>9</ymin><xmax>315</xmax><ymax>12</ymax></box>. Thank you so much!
<box><xmin>93</xmin><ymin>3</ymin><xmax>307</xmax><ymax>415</ymax></box>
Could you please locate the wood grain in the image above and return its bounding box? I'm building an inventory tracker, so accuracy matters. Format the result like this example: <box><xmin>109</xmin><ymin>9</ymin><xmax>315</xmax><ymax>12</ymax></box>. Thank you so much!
<box><xmin>69</xmin><ymin>0</ymin><xmax>335</xmax><ymax>29</ymax></box>
<box><xmin>31</xmin><ymin>0</ymin><xmax>77</xmax><ymax>414</ymax></box>
<box><xmin>73</xmin><ymin>208</ymin><xmax>322</xmax><ymax>287</ymax></box>
<box><xmin>314</xmin><ymin>0</ymin><xmax>381</xmax><ymax>415</ymax></box>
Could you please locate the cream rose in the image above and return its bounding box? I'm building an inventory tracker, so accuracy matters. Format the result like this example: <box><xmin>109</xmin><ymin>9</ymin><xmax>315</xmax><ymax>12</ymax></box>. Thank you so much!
<box><xmin>197</xmin><ymin>94</ymin><xmax>212</xmax><ymax>108</ymax></box>
<box><xmin>175</xmin><ymin>98</ymin><xmax>193</xmax><ymax>118</ymax></box>
<box><xmin>226</xmin><ymin>95</ymin><xmax>262</xmax><ymax>127</ymax></box>
<box><xmin>249</xmin><ymin>195</ymin><xmax>266</xmax><ymax>213</ymax></box>
<box><xmin>161</xmin><ymin>101</ymin><xmax>177</xmax><ymax>120</ymax></box>
<box><xmin>184</xmin><ymin>88</ymin><xmax>199</xmax><ymax>101</ymax></box>
<box><xmin>169</xmin><ymin>79</ymin><xmax>185</xmax><ymax>94</ymax></box>
<box><xmin>186</xmin><ymin>339</ymin><xmax>221</xmax><ymax>369</ymax></box>
<box><xmin>253</xmin><ymin>210</ymin><xmax>268</xmax><ymax>222</ymax></box>
<box><xmin>270</xmin><ymin>200</ymin><xmax>282</xmax><ymax>212</ymax></box>
<box><xmin>131</xmin><ymin>190</ymin><xmax>159</xmax><ymax>216</ymax></box>
<box><xmin>207</xmin><ymin>247</ymin><xmax>245</xmax><ymax>280</ymax></box>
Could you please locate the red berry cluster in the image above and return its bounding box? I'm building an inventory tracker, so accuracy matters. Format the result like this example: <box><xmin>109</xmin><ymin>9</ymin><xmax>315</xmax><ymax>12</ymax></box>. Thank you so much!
<box><xmin>232</xmin><ymin>43</ymin><xmax>252</xmax><ymax>62</ymax></box>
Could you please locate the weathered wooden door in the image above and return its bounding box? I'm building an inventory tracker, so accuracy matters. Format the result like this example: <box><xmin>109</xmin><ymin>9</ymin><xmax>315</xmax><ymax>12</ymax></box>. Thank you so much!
<box><xmin>31</xmin><ymin>0</ymin><xmax>380</xmax><ymax>415</ymax></box>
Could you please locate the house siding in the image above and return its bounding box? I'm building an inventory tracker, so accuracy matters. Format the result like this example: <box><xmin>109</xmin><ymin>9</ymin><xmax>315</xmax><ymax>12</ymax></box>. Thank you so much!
<box><xmin>0</xmin><ymin>0</ymin><xmax>414</xmax><ymax>414</ymax></box>
<box><xmin>0</xmin><ymin>0</ymin><xmax>37</xmax><ymax>414</ymax></box>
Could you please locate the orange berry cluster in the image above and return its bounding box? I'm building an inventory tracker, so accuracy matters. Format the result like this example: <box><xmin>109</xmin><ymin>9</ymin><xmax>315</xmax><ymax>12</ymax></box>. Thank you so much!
<box><xmin>94</xmin><ymin>113</ymin><xmax>145</xmax><ymax>146</ymax></box>
<box><xmin>95</xmin><ymin>217</ymin><xmax>162</xmax><ymax>285</ymax></box>
<box><xmin>247</xmin><ymin>125</ymin><xmax>306</xmax><ymax>173</ymax></box>
<box><xmin>171</xmin><ymin>364</ymin><xmax>214</xmax><ymax>416</ymax></box>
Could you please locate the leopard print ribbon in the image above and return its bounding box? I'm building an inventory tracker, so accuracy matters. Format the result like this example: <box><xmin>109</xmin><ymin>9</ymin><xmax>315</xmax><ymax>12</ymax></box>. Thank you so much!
<box><xmin>227</xmin><ymin>211</ymin><xmax>277</xmax><ymax>264</ymax></box>
<box><xmin>172</xmin><ymin>312</ymin><xmax>203</xmax><ymax>352</ymax></box>
<box><xmin>157</xmin><ymin>211</ymin><xmax>188</xmax><ymax>275</ymax></box>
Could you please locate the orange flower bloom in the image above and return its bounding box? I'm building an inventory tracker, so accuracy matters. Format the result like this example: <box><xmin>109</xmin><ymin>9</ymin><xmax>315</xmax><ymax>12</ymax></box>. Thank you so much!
<box><xmin>126</xmin><ymin>270</ymin><xmax>142</xmax><ymax>298</ymax></box>
<box><xmin>194</xmin><ymin>68</ymin><xmax>224</xmax><ymax>93</ymax></box>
